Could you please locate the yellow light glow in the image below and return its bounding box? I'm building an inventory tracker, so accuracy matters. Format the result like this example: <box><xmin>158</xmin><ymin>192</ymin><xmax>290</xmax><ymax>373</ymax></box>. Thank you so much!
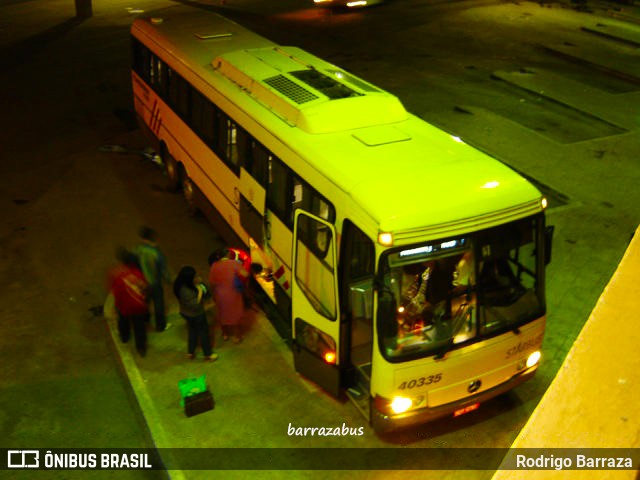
<box><xmin>378</xmin><ymin>232</ymin><xmax>393</xmax><ymax>246</ymax></box>
<box><xmin>390</xmin><ymin>396</ymin><xmax>412</xmax><ymax>414</ymax></box>
<box><xmin>481</xmin><ymin>181</ymin><xmax>500</xmax><ymax>189</ymax></box>
<box><xmin>324</xmin><ymin>352</ymin><xmax>336</xmax><ymax>364</ymax></box>
<box><xmin>541</xmin><ymin>197</ymin><xmax>548</xmax><ymax>209</ymax></box>
<box><xmin>526</xmin><ymin>350</ymin><xmax>541</xmax><ymax>368</ymax></box>
<box><xmin>397</xmin><ymin>306</ymin><xmax>405</xmax><ymax>314</ymax></box>
<box><xmin>347</xmin><ymin>0</ymin><xmax>367</xmax><ymax>6</ymax></box>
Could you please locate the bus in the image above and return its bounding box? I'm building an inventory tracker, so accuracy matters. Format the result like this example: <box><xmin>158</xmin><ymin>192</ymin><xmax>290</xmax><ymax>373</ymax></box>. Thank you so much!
<box><xmin>130</xmin><ymin>8</ymin><xmax>553</xmax><ymax>432</ymax></box>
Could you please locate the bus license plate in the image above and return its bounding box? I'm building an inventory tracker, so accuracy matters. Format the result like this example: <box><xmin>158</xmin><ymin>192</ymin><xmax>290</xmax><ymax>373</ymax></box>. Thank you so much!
<box><xmin>453</xmin><ymin>403</ymin><xmax>479</xmax><ymax>417</ymax></box>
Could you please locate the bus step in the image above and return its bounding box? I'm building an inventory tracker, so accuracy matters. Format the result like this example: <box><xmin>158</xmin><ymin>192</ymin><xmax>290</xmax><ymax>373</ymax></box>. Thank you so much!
<box><xmin>346</xmin><ymin>384</ymin><xmax>370</xmax><ymax>421</ymax></box>
<box><xmin>347</xmin><ymin>387</ymin><xmax>363</xmax><ymax>399</ymax></box>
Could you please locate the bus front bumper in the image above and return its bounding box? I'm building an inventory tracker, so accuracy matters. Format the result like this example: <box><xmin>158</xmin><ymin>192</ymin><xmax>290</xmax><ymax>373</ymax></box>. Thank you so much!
<box><xmin>371</xmin><ymin>367</ymin><xmax>537</xmax><ymax>433</ymax></box>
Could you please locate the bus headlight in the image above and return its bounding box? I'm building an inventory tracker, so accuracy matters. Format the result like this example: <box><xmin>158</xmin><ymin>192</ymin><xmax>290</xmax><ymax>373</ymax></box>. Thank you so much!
<box><xmin>375</xmin><ymin>395</ymin><xmax>425</xmax><ymax>415</ymax></box>
<box><xmin>390</xmin><ymin>397</ymin><xmax>412</xmax><ymax>414</ymax></box>
<box><xmin>526</xmin><ymin>350</ymin><xmax>541</xmax><ymax>368</ymax></box>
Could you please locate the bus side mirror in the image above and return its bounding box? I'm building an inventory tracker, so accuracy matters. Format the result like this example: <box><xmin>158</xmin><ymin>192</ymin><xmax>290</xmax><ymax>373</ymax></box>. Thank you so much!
<box><xmin>544</xmin><ymin>225</ymin><xmax>554</xmax><ymax>265</ymax></box>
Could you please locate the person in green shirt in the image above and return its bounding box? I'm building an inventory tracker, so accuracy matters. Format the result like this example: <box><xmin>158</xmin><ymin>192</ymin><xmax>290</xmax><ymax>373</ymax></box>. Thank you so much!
<box><xmin>135</xmin><ymin>226</ymin><xmax>172</xmax><ymax>332</ymax></box>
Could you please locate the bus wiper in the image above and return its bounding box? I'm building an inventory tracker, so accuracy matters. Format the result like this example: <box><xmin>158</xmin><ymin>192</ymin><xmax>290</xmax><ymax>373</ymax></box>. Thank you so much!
<box><xmin>485</xmin><ymin>305</ymin><xmax>521</xmax><ymax>334</ymax></box>
<box><xmin>433</xmin><ymin>339</ymin><xmax>454</xmax><ymax>360</ymax></box>
<box><xmin>485</xmin><ymin>304</ymin><xmax>509</xmax><ymax>324</ymax></box>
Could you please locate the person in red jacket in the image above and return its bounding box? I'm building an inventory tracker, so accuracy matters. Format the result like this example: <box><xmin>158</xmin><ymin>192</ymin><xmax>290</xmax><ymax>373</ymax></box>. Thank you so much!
<box><xmin>227</xmin><ymin>247</ymin><xmax>252</xmax><ymax>274</ymax></box>
<box><xmin>208</xmin><ymin>248</ymin><xmax>249</xmax><ymax>343</ymax></box>
<box><xmin>108</xmin><ymin>248</ymin><xmax>149</xmax><ymax>357</ymax></box>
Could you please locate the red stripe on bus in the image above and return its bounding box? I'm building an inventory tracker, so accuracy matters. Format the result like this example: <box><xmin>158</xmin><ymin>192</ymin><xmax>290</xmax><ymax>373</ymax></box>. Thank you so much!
<box><xmin>150</xmin><ymin>100</ymin><xmax>159</xmax><ymax>132</ymax></box>
<box><xmin>274</xmin><ymin>266</ymin><xmax>285</xmax><ymax>279</ymax></box>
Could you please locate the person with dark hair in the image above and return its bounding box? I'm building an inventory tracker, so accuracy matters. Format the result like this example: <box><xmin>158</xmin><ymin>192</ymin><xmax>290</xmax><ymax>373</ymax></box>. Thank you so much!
<box><xmin>173</xmin><ymin>266</ymin><xmax>218</xmax><ymax>361</ymax></box>
<box><xmin>207</xmin><ymin>248</ymin><xmax>226</xmax><ymax>268</ymax></box>
<box><xmin>108</xmin><ymin>247</ymin><xmax>149</xmax><ymax>357</ymax></box>
<box><xmin>209</xmin><ymin>248</ymin><xmax>249</xmax><ymax>343</ymax></box>
<box><xmin>135</xmin><ymin>226</ymin><xmax>172</xmax><ymax>332</ymax></box>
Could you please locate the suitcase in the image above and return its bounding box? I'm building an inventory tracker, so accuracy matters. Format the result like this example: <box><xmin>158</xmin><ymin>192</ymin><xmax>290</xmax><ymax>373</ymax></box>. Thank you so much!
<box><xmin>184</xmin><ymin>390</ymin><xmax>215</xmax><ymax>417</ymax></box>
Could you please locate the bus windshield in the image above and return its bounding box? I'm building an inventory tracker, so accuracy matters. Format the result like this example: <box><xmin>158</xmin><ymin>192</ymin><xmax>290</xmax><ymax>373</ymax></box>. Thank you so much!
<box><xmin>377</xmin><ymin>215</ymin><xmax>545</xmax><ymax>361</ymax></box>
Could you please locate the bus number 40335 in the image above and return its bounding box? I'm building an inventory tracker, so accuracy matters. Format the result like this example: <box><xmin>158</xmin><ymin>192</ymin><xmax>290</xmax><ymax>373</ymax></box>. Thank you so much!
<box><xmin>398</xmin><ymin>374</ymin><xmax>443</xmax><ymax>390</ymax></box>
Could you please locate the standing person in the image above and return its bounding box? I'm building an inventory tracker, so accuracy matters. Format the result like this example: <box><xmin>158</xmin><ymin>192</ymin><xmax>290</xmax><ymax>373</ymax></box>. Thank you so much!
<box><xmin>135</xmin><ymin>226</ymin><xmax>172</xmax><ymax>332</ymax></box>
<box><xmin>173</xmin><ymin>266</ymin><xmax>218</xmax><ymax>361</ymax></box>
<box><xmin>108</xmin><ymin>248</ymin><xmax>149</xmax><ymax>357</ymax></box>
<box><xmin>227</xmin><ymin>246</ymin><xmax>262</xmax><ymax>309</ymax></box>
<box><xmin>208</xmin><ymin>248</ymin><xmax>248</xmax><ymax>343</ymax></box>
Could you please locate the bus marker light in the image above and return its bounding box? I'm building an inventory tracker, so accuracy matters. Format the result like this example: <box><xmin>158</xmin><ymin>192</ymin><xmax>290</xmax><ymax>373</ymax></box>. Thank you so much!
<box><xmin>378</xmin><ymin>232</ymin><xmax>393</xmax><ymax>246</ymax></box>
<box><xmin>481</xmin><ymin>181</ymin><xmax>499</xmax><ymax>189</ymax></box>
<box><xmin>324</xmin><ymin>352</ymin><xmax>336</xmax><ymax>364</ymax></box>
<box><xmin>390</xmin><ymin>397</ymin><xmax>412</xmax><ymax>414</ymax></box>
<box><xmin>453</xmin><ymin>403</ymin><xmax>479</xmax><ymax>417</ymax></box>
<box><xmin>541</xmin><ymin>197</ymin><xmax>548</xmax><ymax>209</ymax></box>
<box><xmin>526</xmin><ymin>350</ymin><xmax>541</xmax><ymax>368</ymax></box>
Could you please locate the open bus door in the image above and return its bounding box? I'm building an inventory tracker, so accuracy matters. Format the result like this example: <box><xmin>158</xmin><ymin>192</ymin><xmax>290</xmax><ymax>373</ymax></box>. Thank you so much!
<box><xmin>291</xmin><ymin>210</ymin><xmax>341</xmax><ymax>397</ymax></box>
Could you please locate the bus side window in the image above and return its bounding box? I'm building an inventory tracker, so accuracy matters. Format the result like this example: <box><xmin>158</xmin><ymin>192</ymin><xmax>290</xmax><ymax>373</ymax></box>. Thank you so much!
<box><xmin>149</xmin><ymin>54</ymin><xmax>162</xmax><ymax>91</ymax></box>
<box><xmin>201</xmin><ymin>100</ymin><xmax>215</xmax><ymax>146</ymax></box>
<box><xmin>190</xmin><ymin>90</ymin><xmax>205</xmax><ymax>137</ymax></box>
<box><xmin>167</xmin><ymin>67</ymin><xmax>177</xmax><ymax>108</ymax></box>
<box><xmin>214</xmin><ymin>111</ymin><xmax>239</xmax><ymax>171</ymax></box>
<box><xmin>227</xmin><ymin>120</ymin><xmax>238</xmax><ymax>167</ymax></box>
<box><xmin>292</xmin><ymin>176</ymin><xmax>310</xmax><ymax>220</ymax></box>
<box><xmin>237</xmin><ymin>127</ymin><xmax>250</xmax><ymax>172</ymax></box>
<box><xmin>176</xmin><ymin>75</ymin><xmax>190</xmax><ymax>120</ymax></box>
<box><xmin>266</xmin><ymin>155</ymin><xmax>290</xmax><ymax>223</ymax></box>
<box><xmin>132</xmin><ymin>39</ymin><xmax>148</xmax><ymax>81</ymax></box>
<box><xmin>246</xmin><ymin>141</ymin><xmax>269</xmax><ymax>188</ymax></box>
<box><xmin>313</xmin><ymin>196</ymin><xmax>332</xmax><ymax>222</ymax></box>
<box><xmin>154</xmin><ymin>57</ymin><xmax>167</xmax><ymax>97</ymax></box>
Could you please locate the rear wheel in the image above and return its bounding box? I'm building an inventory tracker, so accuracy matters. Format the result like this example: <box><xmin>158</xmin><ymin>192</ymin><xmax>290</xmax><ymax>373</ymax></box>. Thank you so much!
<box><xmin>180</xmin><ymin>169</ymin><xmax>198</xmax><ymax>215</ymax></box>
<box><xmin>163</xmin><ymin>150</ymin><xmax>180</xmax><ymax>192</ymax></box>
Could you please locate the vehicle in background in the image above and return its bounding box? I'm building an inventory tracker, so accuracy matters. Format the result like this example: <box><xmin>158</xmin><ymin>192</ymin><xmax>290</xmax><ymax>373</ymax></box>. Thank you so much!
<box><xmin>313</xmin><ymin>0</ymin><xmax>384</xmax><ymax>9</ymax></box>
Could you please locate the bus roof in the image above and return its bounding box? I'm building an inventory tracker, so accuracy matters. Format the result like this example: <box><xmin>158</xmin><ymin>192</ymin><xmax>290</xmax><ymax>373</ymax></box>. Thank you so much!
<box><xmin>132</xmin><ymin>9</ymin><xmax>543</xmax><ymax>240</ymax></box>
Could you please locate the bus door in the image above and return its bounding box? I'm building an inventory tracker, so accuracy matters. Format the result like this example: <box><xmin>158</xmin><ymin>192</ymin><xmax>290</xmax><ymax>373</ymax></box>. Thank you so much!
<box><xmin>238</xmin><ymin>166</ymin><xmax>266</xmax><ymax>248</ymax></box>
<box><xmin>339</xmin><ymin>220</ymin><xmax>375</xmax><ymax>420</ymax></box>
<box><xmin>291</xmin><ymin>210</ymin><xmax>341</xmax><ymax>397</ymax></box>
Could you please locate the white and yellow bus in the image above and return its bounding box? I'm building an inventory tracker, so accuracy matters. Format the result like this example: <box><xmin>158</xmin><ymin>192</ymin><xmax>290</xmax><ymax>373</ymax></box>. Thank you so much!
<box><xmin>131</xmin><ymin>9</ymin><xmax>553</xmax><ymax>432</ymax></box>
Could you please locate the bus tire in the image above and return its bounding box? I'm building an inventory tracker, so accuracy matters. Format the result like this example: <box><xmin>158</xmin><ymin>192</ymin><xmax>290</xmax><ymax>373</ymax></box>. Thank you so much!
<box><xmin>163</xmin><ymin>149</ymin><xmax>180</xmax><ymax>192</ymax></box>
<box><xmin>180</xmin><ymin>169</ymin><xmax>198</xmax><ymax>216</ymax></box>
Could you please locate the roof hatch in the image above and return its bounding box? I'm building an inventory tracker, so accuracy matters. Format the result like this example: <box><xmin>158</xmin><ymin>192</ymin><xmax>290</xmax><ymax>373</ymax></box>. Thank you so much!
<box><xmin>213</xmin><ymin>46</ymin><xmax>407</xmax><ymax>133</ymax></box>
